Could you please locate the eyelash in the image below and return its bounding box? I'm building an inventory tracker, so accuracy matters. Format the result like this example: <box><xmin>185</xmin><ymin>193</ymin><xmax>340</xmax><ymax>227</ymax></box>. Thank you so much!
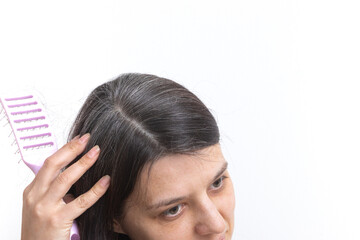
<box><xmin>161</xmin><ymin>176</ymin><xmax>228</xmax><ymax>219</ymax></box>
<box><xmin>162</xmin><ymin>203</ymin><xmax>185</xmax><ymax>219</ymax></box>
<box><xmin>210</xmin><ymin>175</ymin><xmax>227</xmax><ymax>191</ymax></box>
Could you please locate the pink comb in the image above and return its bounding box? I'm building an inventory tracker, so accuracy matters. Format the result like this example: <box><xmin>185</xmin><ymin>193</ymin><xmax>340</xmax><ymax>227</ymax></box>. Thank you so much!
<box><xmin>0</xmin><ymin>94</ymin><xmax>80</xmax><ymax>240</ymax></box>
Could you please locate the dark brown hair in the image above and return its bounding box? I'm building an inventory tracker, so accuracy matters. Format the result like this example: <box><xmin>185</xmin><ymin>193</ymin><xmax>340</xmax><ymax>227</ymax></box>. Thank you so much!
<box><xmin>67</xmin><ymin>73</ymin><xmax>219</xmax><ymax>239</ymax></box>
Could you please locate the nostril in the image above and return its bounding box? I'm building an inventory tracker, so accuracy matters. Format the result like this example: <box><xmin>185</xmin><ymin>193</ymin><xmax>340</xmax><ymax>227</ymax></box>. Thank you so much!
<box><xmin>195</xmin><ymin>207</ymin><xmax>227</xmax><ymax>235</ymax></box>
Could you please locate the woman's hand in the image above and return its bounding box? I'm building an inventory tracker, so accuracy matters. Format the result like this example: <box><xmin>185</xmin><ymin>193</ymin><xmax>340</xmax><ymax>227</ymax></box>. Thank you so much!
<box><xmin>21</xmin><ymin>133</ymin><xmax>110</xmax><ymax>240</ymax></box>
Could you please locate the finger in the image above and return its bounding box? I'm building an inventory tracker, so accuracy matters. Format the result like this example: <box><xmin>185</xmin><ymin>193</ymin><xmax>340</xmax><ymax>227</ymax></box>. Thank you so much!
<box><xmin>46</xmin><ymin>145</ymin><xmax>100</xmax><ymax>201</ymax></box>
<box><xmin>35</xmin><ymin>133</ymin><xmax>91</xmax><ymax>188</ymax></box>
<box><xmin>61</xmin><ymin>175</ymin><xmax>111</xmax><ymax>220</ymax></box>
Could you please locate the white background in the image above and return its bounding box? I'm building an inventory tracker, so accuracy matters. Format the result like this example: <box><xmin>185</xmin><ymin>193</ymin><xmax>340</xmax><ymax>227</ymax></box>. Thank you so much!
<box><xmin>1</xmin><ymin>0</ymin><xmax>360</xmax><ymax>239</ymax></box>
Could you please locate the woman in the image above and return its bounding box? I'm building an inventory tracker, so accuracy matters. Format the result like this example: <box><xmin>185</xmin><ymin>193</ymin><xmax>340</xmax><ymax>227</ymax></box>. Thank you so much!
<box><xmin>21</xmin><ymin>73</ymin><xmax>235</xmax><ymax>239</ymax></box>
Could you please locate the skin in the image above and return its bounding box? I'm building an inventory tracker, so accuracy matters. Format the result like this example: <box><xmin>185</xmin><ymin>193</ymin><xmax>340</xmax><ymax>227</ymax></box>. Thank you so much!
<box><xmin>21</xmin><ymin>134</ymin><xmax>110</xmax><ymax>240</ymax></box>
<box><xmin>115</xmin><ymin>144</ymin><xmax>235</xmax><ymax>240</ymax></box>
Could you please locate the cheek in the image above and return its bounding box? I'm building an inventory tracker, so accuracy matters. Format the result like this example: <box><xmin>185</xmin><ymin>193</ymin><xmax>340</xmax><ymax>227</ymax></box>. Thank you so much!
<box><xmin>130</xmin><ymin>222</ymin><xmax>193</xmax><ymax>240</ymax></box>
<box><xmin>228</xmin><ymin>181</ymin><xmax>236</xmax><ymax>211</ymax></box>
<box><xmin>226</xmin><ymin>180</ymin><xmax>236</xmax><ymax>234</ymax></box>
<box><xmin>217</xmin><ymin>179</ymin><xmax>236</xmax><ymax>227</ymax></box>
<box><xmin>122</xmin><ymin>211</ymin><xmax>194</xmax><ymax>240</ymax></box>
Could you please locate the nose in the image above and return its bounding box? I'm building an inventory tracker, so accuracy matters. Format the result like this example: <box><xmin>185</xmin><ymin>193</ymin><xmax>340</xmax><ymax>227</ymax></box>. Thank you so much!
<box><xmin>194</xmin><ymin>196</ymin><xmax>227</xmax><ymax>236</ymax></box>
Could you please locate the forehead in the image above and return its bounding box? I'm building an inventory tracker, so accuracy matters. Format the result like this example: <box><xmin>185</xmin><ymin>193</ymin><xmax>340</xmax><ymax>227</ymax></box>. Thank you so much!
<box><xmin>134</xmin><ymin>144</ymin><xmax>226</xmax><ymax>205</ymax></box>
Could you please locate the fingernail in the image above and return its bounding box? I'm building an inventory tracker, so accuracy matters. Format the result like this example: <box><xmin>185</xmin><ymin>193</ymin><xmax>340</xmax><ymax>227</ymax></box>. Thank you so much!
<box><xmin>87</xmin><ymin>145</ymin><xmax>100</xmax><ymax>158</ymax></box>
<box><xmin>100</xmin><ymin>175</ymin><xmax>110</xmax><ymax>187</ymax></box>
<box><xmin>79</xmin><ymin>133</ymin><xmax>90</xmax><ymax>143</ymax></box>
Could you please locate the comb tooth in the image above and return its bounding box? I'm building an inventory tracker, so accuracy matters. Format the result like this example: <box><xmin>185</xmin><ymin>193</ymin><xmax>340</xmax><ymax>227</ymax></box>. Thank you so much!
<box><xmin>8</xmin><ymin>129</ymin><xmax>13</xmax><ymax>137</ymax></box>
<box><xmin>11</xmin><ymin>108</ymin><xmax>42</xmax><ymax>115</ymax></box>
<box><xmin>14</xmin><ymin>116</ymin><xmax>45</xmax><ymax>123</ymax></box>
<box><xmin>23</xmin><ymin>142</ymin><xmax>54</xmax><ymax>150</ymax></box>
<box><xmin>5</xmin><ymin>95</ymin><xmax>33</xmax><ymax>101</ymax></box>
<box><xmin>7</xmin><ymin>101</ymin><xmax>38</xmax><ymax>108</ymax></box>
<box><xmin>17</xmin><ymin>124</ymin><xmax>49</xmax><ymax>132</ymax></box>
<box><xmin>0</xmin><ymin>114</ymin><xmax>6</xmax><ymax>121</ymax></box>
<box><xmin>3</xmin><ymin>120</ymin><xmax>10</xmax><ymax>127</ymax></box>
<box><xmin>20</xmin><ymin>133</ymin><xmax>51</xmax><ymax>140</ymax></box>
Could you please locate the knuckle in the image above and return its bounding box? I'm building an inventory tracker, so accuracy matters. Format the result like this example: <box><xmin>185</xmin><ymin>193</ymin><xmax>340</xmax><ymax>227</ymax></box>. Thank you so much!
<box><xmin>33</xmin><ymin>203</ymin><xmax>44</xmax><ymax>218</ymax></box>
<box><xmin>23</xmin><ymin>193</ymin><xmax>34</xmax><ymax>207</ymax></box>
<box><xmin>23</xmin><ymin>184</ymin><xmax>36</xmax><ymax>206</ymax></box>
<box><xmin>43</xmin><ymin>156</ymin><xmax>61</xmax><ymax>169</ymax></box>
<box><xmin>43</xmin><ymin>157</ymin><xmax>53</xmax><ymax>168</ymax></box>
<box><xmin>77</xmin><ymin>195</ymin><xmax>90</xmax><ymax>209</ymax></box>
<box><xmin>68</xmin><ymin>139</ymin><xmax>80</xmax><ymax>153</ymax></box>
<box><xmin>77</xmin><ymin>157</ymin><xmax>91</xmax><ymax>169</ymax></box>
<box><xmin>56</xmin><ymin>172</ymin><xmax>69</xmax><ymax>185</ymax></box>
<box><xmin>23</xmin><ymin>185</ymin><xmax>31</xmax><ymax>198</ymax></box>
<box><xmin>90</xmin><ymin>187</ymin><xmax>102</xmax><ymax>198</ymax></box>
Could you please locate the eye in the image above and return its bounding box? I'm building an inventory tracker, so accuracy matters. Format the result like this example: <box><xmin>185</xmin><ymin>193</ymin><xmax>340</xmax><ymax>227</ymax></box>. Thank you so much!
<box><xmin>162</xmin><ymin>204</ymin><xmax>185</xmax><ymax>218</ymax></box>
<box><xmin>210</xmin><ymin>176</ymin><xmax>227</xmax><ymax>190</ymax></box>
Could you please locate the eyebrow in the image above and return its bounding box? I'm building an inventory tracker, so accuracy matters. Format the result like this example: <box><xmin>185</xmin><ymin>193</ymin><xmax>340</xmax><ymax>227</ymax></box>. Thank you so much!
<box><xmin>146</xmin><ymin>161</ymin><xmax>228</xmax><ymax>211</ymax></box>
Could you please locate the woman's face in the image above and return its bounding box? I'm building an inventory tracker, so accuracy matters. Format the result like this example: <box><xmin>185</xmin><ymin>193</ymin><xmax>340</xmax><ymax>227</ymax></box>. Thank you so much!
<box><xmin>115</xmin><ymin>144</ymin><xmax>235</xmax><ymax>240</ymax></box>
